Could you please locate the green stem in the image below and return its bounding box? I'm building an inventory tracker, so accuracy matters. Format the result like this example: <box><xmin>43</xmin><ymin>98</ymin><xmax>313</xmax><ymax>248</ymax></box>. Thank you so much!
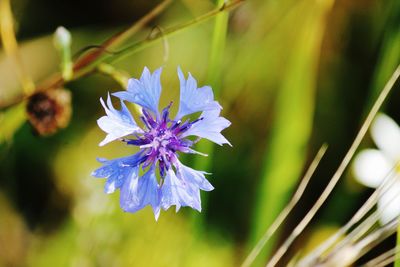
<box><xmin>62</xmin><ymin>46</ymin><xmax>73</xmax><ymax>81</ymax></box>
<box><xmin>190</xmin><ymin>0</ymin><xmax>230</xmax><ymax>230</ymax></box>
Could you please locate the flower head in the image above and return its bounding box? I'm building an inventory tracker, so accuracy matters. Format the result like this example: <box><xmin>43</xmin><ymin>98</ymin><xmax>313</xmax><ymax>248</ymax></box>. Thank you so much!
<box><xmin>92</xmin><ymin>67</ymin><xmax>231</xmax><ymax>220</ymax></box>
<box><xmin>352</xmin><ymin>113</ymin><xmax>400</xmax><ymax>224</ymax></box>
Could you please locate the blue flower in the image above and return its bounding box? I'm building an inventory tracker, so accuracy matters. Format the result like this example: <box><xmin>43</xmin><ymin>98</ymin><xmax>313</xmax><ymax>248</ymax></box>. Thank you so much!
<box><xmin>92</xmin><ymin>67</ymin><xmax>231</xmax><ymax>220</ymax></box>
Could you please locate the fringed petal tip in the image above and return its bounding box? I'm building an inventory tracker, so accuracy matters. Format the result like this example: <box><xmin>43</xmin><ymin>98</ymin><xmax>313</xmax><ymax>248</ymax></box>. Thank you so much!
<box><xmin>97</xmin><ymin>94</ymin><xmax>142</xmax><ymax>146</ymax></box>
<box><xmin>176</xmin><ymin>67</ymin><xmax>221</xmax><ymax>120</ymax></box>
<box><xmin>114</xmin><ymin>67</ymin><xmax>163</xmax><ymax>116</ymax></box>
<box><xmin>181</xmin><ymin>109</ymin><xmax>231</xmax><ymax>147</ymax></box>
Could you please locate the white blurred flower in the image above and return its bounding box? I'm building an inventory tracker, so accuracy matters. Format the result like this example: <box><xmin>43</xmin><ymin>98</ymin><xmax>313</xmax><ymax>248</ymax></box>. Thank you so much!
<box><xmin>353</xmin><ymin>113</ymin><xmax>400</xmax><ymax>224</ymax></box>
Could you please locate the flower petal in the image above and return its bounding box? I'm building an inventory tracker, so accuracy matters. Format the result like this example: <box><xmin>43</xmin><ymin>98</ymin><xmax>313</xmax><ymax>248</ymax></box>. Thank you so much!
<box><xmin>113</xmin><ymin>67</ymin><xmax>162</xmax><ymax>117</ymax></box>
<box><xmin>175</xmin><ymin>67</ymin><xmax>221</xmax><ymax>120</ymax></box>
<box><xmin>176</xmin><ymin>161</ymin><xmax>214</xmax><ymax>191</ymax></box>
<box><xmin>160</xmin><ymin>169</ymin><xmax>201</xmax><ymax>212</ymax></box>
<box><xmin>352</xmin><ymin>149</ymin><xmax>392</xmax><ymax>188</ymax></box>
<box><xmin>91</xmin><ymin>153</ymin><xmax>144</xmax><ymax>194</ymax></box>
<box><xmin>377</xmin><ymin>179</ymin><xmax>400</xmax><ymax>225</ymax></box>
<box><xmin>371</xmin><ymin>113</ymin><xmax>400</xmax><ymax>160</ymax></box>
<box><xmin>120</xmin><ymin>167</ymin><xmax>161</xmax><ymax>220</ymax></box>
<box><xmin>181</xmin><ymin>108</ymin><xmax>231</xmax><ymax>146</ymax></box>
<box><xmin>97</xmin><ymin>94</ymin><xmax>142</xmax><ymax>146</ymax></box>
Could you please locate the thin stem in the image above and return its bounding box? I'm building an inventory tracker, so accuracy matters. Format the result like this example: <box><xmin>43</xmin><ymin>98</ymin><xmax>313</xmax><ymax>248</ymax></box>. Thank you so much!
<box><xmin>73</xmin><ymin>0</ymin><xmax>173</xmax><ymax>70</ymax></box>
<box><xmin>351</xmin><ymin>219</ymin><xmax>398</xmax><ymax>264</ymax></box>
<box><xmin>375</xmin><ymin>253</ymin><xmax>400</xmax><ymax>267</ymax></box>
<box><xmin>109</xmin><ymin>0</ymin><xmax>244</xmax><ymax>64</ymax></box>
<box><xmin>319</xmin><ymin>219</ymin><xmax>398</xmax><ymax>267</ymax></box>
<box><xmin>319</xmin><ymin>170</ymin><xmax>400</xmax><ymax>264</ymax></box>
<box><xmin>297</xmin><ymin>162</ymin><xmax>400</xmax><ymax>266</ymax></box>
<box><xmin>266</xmin><ymin>64</ymin><xmax>400</xmax><ymax>267</ymax></box>
<box><xmin>363</xmin><ymin>247</ymin><xmax>400</xmax><ymax>267</ymax></box>
<box><xmin>241</xmin><ymin>145</ymin><xmax>328</xmax><ymax>267</ymax></box>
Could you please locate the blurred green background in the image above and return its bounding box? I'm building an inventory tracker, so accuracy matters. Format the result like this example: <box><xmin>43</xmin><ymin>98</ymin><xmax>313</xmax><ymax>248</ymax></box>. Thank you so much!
<box><xmin>0</xmin><ymin>0</ymin><xmax>399</xmax><ymax>266</ymax></box>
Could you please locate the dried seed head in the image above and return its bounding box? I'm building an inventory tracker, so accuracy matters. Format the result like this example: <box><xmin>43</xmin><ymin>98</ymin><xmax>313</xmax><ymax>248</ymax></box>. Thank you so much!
<box><xmin>26</xmin><ymin>88</ymin><xmax>72</xmax><ymax>136</ymax></box>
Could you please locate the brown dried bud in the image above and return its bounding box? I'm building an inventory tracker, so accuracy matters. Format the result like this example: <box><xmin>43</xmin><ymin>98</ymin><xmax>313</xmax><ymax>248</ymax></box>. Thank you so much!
<box><xmin>26</xmin><ymin>88</ymin><xmax>72</xmax><ymax>136</ymax></box>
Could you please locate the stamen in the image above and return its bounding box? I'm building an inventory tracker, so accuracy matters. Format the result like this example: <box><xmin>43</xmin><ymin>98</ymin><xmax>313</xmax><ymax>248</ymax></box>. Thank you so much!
<box><xmin>174</xmin><ymin>117</ymin><xmax>204</xmax><ymax>134</ymax></box>
<box><xmin>125</xmin><ymin>138</ymin><xmax>149</xmax><ymax>146</ymax></box>
<box><xmin>162</xmin><ymin>154</ymin><xmax>170</xmax><ymax>169</ymax></box>
<box><xmin>140</xmin><ymin>143</ymin><xmax>153</xmax><ymax>149</ymax></box>
<box><xmin>142</xmin><ymin>108</ymin><xmax>157</xmax><ymax>128</ymax></box>
<box><xmin>170</xmin><ymin>120</ymin><xmax>182</xmax><ymax>130</ymax></box>
<box><xmin>161</xmin><ymin>101</ymin><xmax>173</xmax><ymax>124</ymax></box>
<box><xmin>159</xmin><ymin>161</ymin><xmax>165</xmax><ymax>177</ymax></box>
<box><xmin>140</xmin><ymin>115</ymin><xmax>151</xmax><ymax>130</ymax></box>
<box><xmin>173</xmin><ymin>119</ymin><xmax>190</xmax><ymax>134</ymax></box>
<box><xmin>188</xmin><ymin>148</ymin><xmax>208</xmax><ymax>157</ymax></box>
<box><xmin>122</xmin><ymin>104</ymin><xmax>208</xmax><ymax>178</ymax></box>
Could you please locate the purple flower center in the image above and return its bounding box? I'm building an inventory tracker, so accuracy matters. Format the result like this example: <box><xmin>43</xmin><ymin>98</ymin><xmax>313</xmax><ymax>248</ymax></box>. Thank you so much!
<box><xmin>125</xmin><ymin>103</ymin><xmax>201</xmax><ymax>177</ymax></box>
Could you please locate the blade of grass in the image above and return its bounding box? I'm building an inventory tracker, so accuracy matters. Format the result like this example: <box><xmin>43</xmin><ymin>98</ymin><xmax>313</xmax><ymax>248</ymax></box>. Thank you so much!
<box><xmin>248</xmin><ymin>0</ymin><xmax>334</xmax><ymax>265</ymax></box>
<box><xmin>190</xmin><ymin>0</ymin><xmax>230</xmax><ymax>229</ymax></box>
<box><xmin>0</xmin><ymin>0</ymin><xmax>35</xmax><ymax>95</ymax></box>
<box><xmin>206</xmin><ymin>0</ymin><xmax>230</xmax><ymax>90</ymax></box>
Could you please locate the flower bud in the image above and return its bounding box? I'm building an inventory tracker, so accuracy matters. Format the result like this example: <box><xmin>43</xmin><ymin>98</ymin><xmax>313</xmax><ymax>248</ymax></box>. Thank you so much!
<box><xmin>53</xmin><ymin>26</ymin><xmax>71</xmax><ymax>49</ymax></box>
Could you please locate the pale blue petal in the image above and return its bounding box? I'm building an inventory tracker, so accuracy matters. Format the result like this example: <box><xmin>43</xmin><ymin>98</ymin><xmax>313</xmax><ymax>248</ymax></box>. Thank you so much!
<box><xmin>177</xmin><ymin>161</ymin><xmax>214</xmax><ymax>191</ymax></box>
<box><xmin>184</xmin><ymin>185</ymin><xmax>201</xmax><ymax>212</ymax></box>
<box><xmin>113</xmin><ymin>67</ymin><xmax>162</xmax><ymax>117</ymax></box>
<box><xmin>181</xmin><ymin>109</ymin><xmax>231</xmax><ymax>146</ymax></box>
<box><xmin>175</xmin><ymin>67</ymin><xmax>221</xmax><ymax>120</ymax></box>
<box><xmin>160</xmin><ymin>169</ymin><xmax>201</xmax><ymax>212</ymax></box>
<box><xmin>98</xmin><ymin>94</ymin><xmax>142</xmax><ymax>146</ymax></box>
<box><xmin>120</xmin><ymin>167</ymin><xmax>161</xmax><ymax>219</ymax></box>
<box><xmin>119</xmin><ymin>167</ymin><xmax>139</xmax><ymax>208</ymax></box>
<box><xmin>91</xmin><ymin>153</ymin><xmax>143</xmax><ymax>194</ymax></box>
